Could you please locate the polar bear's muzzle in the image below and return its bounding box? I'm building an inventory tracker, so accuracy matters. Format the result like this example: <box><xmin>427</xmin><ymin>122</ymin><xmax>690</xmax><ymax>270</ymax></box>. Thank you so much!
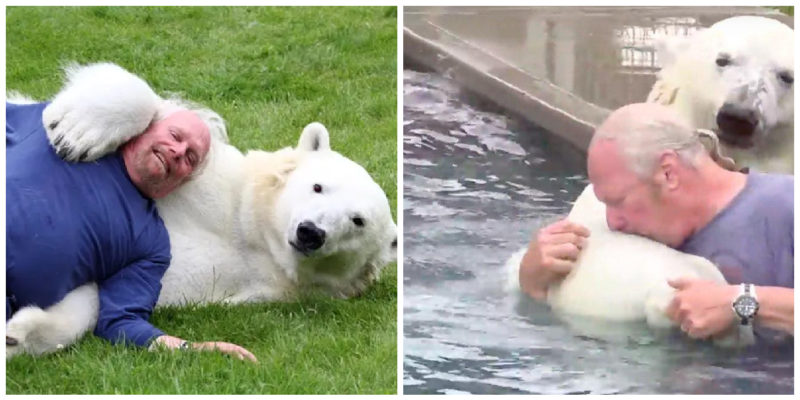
<box><xmin>716</xmin><ymin>102</ymin><xmax>759</xmax><ymax>148</ymax></box>
<box><xmin>290</xmin><ymin>221</ymin><xmax>326</xmax><ymax>255</ymax></box>
<box><xmin>715</xmin><ymin>76</ymin><xmax>773</xmax><ymax>148</ymax></box>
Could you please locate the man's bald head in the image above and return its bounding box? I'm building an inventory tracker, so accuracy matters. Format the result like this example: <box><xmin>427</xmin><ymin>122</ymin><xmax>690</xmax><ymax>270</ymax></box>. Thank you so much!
<box><xmin>590</xmin><ymin>103</ymin><xmax>706</xmax><ymax>178</ymax></box>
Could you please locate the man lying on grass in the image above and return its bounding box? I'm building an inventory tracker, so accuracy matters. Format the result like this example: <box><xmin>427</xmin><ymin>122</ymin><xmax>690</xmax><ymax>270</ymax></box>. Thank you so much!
<box><xmin>6</xmin><ymin>98</ymin><xmax>257</xmax><ymax>363</ymax></box>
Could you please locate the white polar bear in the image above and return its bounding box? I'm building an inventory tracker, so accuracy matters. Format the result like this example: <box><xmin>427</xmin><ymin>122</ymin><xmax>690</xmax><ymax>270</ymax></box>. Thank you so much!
<box><xmin>156</xmin><ymin>122</ymin><xmax>397</xmax><ymax>305</ymax></box>
<box><xmin>504</xmin><ymin>186</ymin><xmax>750</xmax><ymax>346</ymax></box>
<box><xmin>647</xmin><ymin>15</ymin><xmax>794</xmax><ymax>174</ymax></box>
<box><xmin>6</xmin><ymin>63</ymin><xmax>397</xmax><ymax>358</ymax></box>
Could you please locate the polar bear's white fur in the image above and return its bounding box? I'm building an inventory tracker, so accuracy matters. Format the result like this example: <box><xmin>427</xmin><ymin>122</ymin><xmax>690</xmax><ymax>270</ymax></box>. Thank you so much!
<box><xmin>5</xmin><ymin>283</ymin><xmax>99</xmax><ymax>359</ymax></box>
<box><xmin>6</xmin><ymin>63</ymin><xmax>397</xmax><ymax>358</ymax></box>
<box><xmin>505</xmin><ymin>186</ymin><xmax>749</xmax><ymax>346</ymax></box>
<box><xmin>505</xmin><ymin>185</ymin><xmax>725</xmax><ymax>326</ymax></box>
<box><xmin>647</xmin><ymin>16</ymin><xmax>794</xmax><ymax>174</ymax></box>
<box><xmin>42</xmin><ymin>62</ymin><xmax>162</xmax><ymax>162</ymax></box>
<box><xmin>156</xmin><ymin>122</ymin><xmax>397</xmax><ymax>305</ymax></box>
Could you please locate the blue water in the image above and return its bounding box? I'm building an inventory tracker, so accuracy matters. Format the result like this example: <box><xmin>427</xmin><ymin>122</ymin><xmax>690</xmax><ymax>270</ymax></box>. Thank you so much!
<box><xmin>402</xmin><ymin>70</ymin><xmax>794</xmax><ymax>394</ymax></box>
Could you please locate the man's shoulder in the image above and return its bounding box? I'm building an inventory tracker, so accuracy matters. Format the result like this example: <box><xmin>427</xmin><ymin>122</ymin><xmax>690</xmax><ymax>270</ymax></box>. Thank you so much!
<box><xmin>7</xmin><ymin>102</ymin><xmax>49</xmax><ymax>145</ymax></box>
<box><xmin>6</xmin><ymin>102</ymin><xmax>49</xmax><ymax>132</ymax></box>
<box><xmin>6</xmin><ymin>101</ymin><xmax>48</xmax><ymax>115</ymax></box>
<box><xmin>752</xmin><ymin>171</ymin><xmax>793</xmax><ymax>186</ymax></box>
<box><xmin>735</xmin><ymin>172</ymin><xmax>794</xmax><ymax>241</ymax></box>
<box><xmin>747</xmin><ymin>172</ymin><xmax>793</xmax><ymax>208</ymax></box>
<box><xmin>750</xmin><ymin>171</ymin><xmax>793</xmax><ymax>189</ymax></box>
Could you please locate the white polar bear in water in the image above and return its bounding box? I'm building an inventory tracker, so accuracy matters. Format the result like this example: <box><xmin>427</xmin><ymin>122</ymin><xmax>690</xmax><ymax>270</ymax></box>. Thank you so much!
<box><xmin>505</xmin><ymin>186</ymin><xmax>749</xmax><ymax>346</ymax></box>
<box><xmin>647</xmin><ymin>15</ymin><xmax>794</xmax><ymax>174</ymax></box>
<box><xmin>506</xmin><ymin>185</ymin><xmax>724</xmax><ymax>326</ymax></box>
<box><xmin>6</xmin><ymin>63</ymin><xmax>397</xmax><ymax>358</ymax></box>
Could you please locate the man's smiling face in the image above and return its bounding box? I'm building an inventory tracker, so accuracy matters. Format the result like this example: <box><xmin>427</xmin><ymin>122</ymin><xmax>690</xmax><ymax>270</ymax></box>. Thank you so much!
<box><xmin>121</xmin><ymin>110</ymin><xmax>211</xmax><ymax>198</ymax></box>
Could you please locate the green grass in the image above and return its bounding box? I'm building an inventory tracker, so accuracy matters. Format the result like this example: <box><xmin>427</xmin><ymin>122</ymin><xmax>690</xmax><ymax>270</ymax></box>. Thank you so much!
<box><xmin>768</xmin><ymin>6</ymin><xmax>793</xmax><ymax>16</ymax></box>
<box><xmin>6</xmin><ymin>6</ymin><xmax>397</xmax><ymax>394</ymax></box>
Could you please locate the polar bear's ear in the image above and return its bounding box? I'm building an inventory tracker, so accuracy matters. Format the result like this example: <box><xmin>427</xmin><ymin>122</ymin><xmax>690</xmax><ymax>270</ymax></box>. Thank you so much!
<box><xmin>298</xmin><ymin>122</ymin><xmax>331</xmax><ymax>152</ymax></box>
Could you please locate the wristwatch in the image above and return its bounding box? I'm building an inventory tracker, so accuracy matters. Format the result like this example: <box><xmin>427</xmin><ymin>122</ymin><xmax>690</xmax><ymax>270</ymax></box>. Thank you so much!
<box><xmin>731</xmin><ymin>283</ymin><xmax>759</xmax><ymax>326</ymax></box>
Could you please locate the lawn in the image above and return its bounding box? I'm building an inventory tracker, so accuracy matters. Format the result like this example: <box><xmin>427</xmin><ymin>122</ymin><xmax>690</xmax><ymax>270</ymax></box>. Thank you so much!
<box><xmin>6</xmin><ymin>6</ymin><xmax>397</xmax><ymax>394</ymax></box>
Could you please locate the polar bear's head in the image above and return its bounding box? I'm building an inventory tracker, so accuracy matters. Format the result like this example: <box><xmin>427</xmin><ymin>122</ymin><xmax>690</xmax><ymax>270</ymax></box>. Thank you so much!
<box><xmin>655</xmin><ymin>16</ymin><xmax>794</xmax><ymax>149</ymax></box>
<box><xmin>245</xmin><ymin>123</ymin><xmax>396</xmax><ymax>297</ymax></box>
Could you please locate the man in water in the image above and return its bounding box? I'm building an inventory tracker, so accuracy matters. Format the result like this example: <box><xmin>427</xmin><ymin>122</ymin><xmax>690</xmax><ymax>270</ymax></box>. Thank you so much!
<box><xmin>519</xmin><ymin>103</ymin><xmax>793</xmax><ymax>341</ymax></box>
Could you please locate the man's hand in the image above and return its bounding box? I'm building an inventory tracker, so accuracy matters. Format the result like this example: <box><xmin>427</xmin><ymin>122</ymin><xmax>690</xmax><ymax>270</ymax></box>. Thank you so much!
<box><xmin>193</xmin><ymin>341</ymin><xmax>258</xmax><ymax>363</ymax></box>
<box><xmin>665</xmin><ymin>278</ymin><xmax>738</xmax><ymax>339</ymax></box>
<box><xmin>153</xmin><ymin>334</ymin><xmax>258</xmax><ymax>363</ymax></box>
<box><xmin>519</xmin><ymin>219</ymin><xmax>590</xmax><ymax>300</ymax></box>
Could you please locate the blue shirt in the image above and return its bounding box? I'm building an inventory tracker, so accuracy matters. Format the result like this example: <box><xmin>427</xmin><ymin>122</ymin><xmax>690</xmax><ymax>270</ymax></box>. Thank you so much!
<box><xmin>6</xmin><ymin>102</ymin><xmax>169</xmax><ymax>347</ymax></box>
<box><xmin>678</xmin><ymin>172</ymin><xmax>793</xmax><ymax>288</ymax></box>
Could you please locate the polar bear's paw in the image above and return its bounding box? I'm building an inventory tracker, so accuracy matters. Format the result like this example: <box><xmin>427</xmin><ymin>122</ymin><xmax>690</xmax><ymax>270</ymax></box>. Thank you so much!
<box><xmin>43</xmin><ymin>91</ymin><xmax>158</xmax><ymax>162</ymax></box>
<box><xmin>43</xmin><ymin>62</ymin><xmax>160</xmax><ymax>162</ymax></box>
<box><xmin>6</xmin><ymin>306</ymin><xmax>50</xmax><ymax>359</ymax></box>
<box><xmin>44</xmin><ymin>103</ymin><xmax>118</xmax><ymax>162</ymax></box>
<box><xmin>337</xmin><ymin>264</ymin><xmax>381</xmax><ymax>299</ymax></box>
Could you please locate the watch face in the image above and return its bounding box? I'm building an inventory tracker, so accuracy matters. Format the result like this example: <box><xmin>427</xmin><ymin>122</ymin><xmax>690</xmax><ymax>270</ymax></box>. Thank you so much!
<box><xmin>734</xmin><ymin>296</ymin><xmax>758</xmax><ymax>318</ymax></box>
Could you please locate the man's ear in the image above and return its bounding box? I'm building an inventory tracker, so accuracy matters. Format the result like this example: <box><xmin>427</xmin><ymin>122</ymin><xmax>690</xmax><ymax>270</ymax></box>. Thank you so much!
<box><xmin>654</xmin><ymin>150</ymin><xmax>681</xmax><ymax>191</ymax></box>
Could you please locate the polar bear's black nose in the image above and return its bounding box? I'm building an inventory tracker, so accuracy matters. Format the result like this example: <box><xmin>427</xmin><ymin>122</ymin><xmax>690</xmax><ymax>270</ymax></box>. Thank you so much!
<box><xmin>716</xmin><ymin>103</ymin><xmax>758</xmax><ymax>146</ymax></box>
<box><xmin>296</xmin><ymin>221</ymin><xmax>326</xmax><ymax>250</ymax></box>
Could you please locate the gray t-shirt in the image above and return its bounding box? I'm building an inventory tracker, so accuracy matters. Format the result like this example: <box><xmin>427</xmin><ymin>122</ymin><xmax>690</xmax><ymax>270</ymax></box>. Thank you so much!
<box><xmin>678</xmin><ymin>172</ymin><xmax>793</xmax><ymax>344</ymax></box>
<box><xmin>678</xmin><ymin>172</ymin><xmax>793</xmax><ymax>288</ymax></box>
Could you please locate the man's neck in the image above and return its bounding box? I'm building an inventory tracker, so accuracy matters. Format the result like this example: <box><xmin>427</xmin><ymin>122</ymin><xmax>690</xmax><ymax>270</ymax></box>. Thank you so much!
<box><xmin>686</xmin><ymin>160</ymin><xmax>748</xmax><ymax>235</ymax></box>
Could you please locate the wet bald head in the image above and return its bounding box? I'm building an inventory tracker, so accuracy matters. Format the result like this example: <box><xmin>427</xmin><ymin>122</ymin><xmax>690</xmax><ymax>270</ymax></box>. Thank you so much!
<box><xmin>589</xmin><ymin>103</ymin><xmax>705</xmax><ymax>178</ymax></box>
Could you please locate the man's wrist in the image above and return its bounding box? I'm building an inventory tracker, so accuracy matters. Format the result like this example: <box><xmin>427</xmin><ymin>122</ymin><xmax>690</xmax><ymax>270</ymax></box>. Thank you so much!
<box><xmin>519</xmin><ymin>257</ymin><xmax>551</xmax><ymax>300</ymax></box>
<box><xmin>732</xmin><ymin>283</ymin><xmax>760</xmax><ymax>325</ymax></box>
<box><xmin>151</xmin><ymin>335</ymin><xmax>191</xmax><ymax>350</ymax></box>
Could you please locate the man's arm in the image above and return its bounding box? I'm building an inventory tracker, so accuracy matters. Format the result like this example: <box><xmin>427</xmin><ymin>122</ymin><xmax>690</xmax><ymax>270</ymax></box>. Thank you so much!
<box><xmin>94</xmin><ymin>257</ymin><xmax>169</xmax><ymax>347</ymax></box>
<box><xmin>666</xmin><ymin>279</ymin><xmax>794</xmax><ymax>338</ymax></box>
<box><xmin>95</xmin><ymin>258</ymin><xmax>259</xmax><ymax>362</ymax></box>
<box><xmin>754</xmin><ymin>286</ymin><xmax>793</xmax><ymax>334</ymax></box>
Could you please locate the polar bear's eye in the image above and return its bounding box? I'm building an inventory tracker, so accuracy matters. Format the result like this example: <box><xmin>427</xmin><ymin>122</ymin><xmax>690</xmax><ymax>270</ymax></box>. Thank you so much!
<box><xmin>778</xmin><ymin>71</ymin><xmax>794</xmax><ymax>85</ymax></box>
<box><xmin>313</xmin><ymin>184</ymin><xmax>322</xmax><ymax>193</ymax></box>
<box><xmin>352</xmin><ymin>217</ymin><xmax>365</xmax><ymax>227</ymax></box>
<box><xmin>715</xmin><ymin>57</ymin><xmax>731</xmax><ymax>67</ymax></box>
